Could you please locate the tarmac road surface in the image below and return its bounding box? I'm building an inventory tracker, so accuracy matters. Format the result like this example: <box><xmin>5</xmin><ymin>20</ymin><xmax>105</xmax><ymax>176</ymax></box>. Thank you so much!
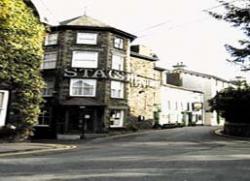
<box><xmin>0</xmin><ymin>126</ymin><xmax>250</xmax><ymax>181</ymax></box>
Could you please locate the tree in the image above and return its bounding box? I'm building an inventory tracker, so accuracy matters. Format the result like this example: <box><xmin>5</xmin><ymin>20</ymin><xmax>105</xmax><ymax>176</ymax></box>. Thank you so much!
<box><xmin>209</xmin><ymin>85</ymin><xmax>250</xmax><ymax>124</ymax></box>
<box><xmin>209</xmin><ymin>0</ymin><xmax>250</xmax><ymax>69</ymax></box>
<box><xmin>0</xmin><ymin>0</ymin><xmax>45</xmax><ymax>140</ymax></box>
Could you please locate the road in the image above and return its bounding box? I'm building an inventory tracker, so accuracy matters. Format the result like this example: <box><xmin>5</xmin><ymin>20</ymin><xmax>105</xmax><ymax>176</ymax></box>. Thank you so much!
<box><xmin>0</xmin><ymin>126</ymin><xmax>250</xmax><ymax>181</ymax></box>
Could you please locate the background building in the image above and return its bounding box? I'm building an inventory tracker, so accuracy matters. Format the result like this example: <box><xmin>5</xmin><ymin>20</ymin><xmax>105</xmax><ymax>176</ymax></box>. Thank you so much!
<box><xmin>166</xmin><ymin>63</ymin><xmax>232</xmax><ymax>126</ymax></box>
<box><xmin>127</xmin><ymin>45</ymin><xmax>160</xmax><ymax>125</ymax></box>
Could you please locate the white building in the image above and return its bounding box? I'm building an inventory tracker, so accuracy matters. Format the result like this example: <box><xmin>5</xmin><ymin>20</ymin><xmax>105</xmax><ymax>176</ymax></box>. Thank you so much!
<box><xmin>159</xmin><ymin>84</ymin><xmax>204</xmax><ymax>126</ymax></box>
<box><xmin>166</xmin><ymin>66</ymin><xmax>232</xmax><ymax>126</ymax></box>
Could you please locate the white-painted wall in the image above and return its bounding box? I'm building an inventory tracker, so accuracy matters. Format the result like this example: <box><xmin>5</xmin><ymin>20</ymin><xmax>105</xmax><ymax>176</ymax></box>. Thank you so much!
<box><xmin>179</xmin><ymin>72</ymin><xmax>231</xmax><ymax>126</ymax></box>
<box><xmin>159</xmin><ymin>85</ymin><xmax>204</xmax><ymax>126</ymax></box>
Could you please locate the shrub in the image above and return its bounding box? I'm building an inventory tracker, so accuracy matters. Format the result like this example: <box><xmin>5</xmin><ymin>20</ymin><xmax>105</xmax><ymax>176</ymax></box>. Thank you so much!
<box><xmin>209</xmin><ymin>84</ymin><xmax>250</xmax><ymax>124</ymax></box>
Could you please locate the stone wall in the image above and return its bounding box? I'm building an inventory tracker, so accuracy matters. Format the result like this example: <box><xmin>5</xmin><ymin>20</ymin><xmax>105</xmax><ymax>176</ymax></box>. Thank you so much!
<box><xmin>224</xmin><ymin>122</ymin><xmax>250</xmax><ymax>137</ymax></box>
<box><xmin>127</xmin><ymin>55</ymin><xmax>161</xmax><ymax>125</ymax></box>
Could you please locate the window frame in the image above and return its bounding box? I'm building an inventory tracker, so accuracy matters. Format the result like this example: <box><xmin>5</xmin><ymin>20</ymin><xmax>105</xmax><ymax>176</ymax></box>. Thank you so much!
<box><xmin>0</xmin><ymin>90</ymin><xmax>9</xmax><ymax>127</ymax></box>
<box><xmin>41</xmin><ymin>51</ymin><xmax>57</xmax><ymax>69</ymax></box>
<box><xmin>38</xmin><ymin>109</ymin><xmax>51</xmax><ymax>126</ymax></box>
<box><xmin>114</xmin><ymin>37</ymin><xmax>124</xmax><ymax>49</ymax></box>
<box><xmin>111</xmin><ymin>81</ymin><xmax>124</xmax><ymax>99</ymax></box>
<box><xmin>71</xmin><ymin>51</ymin><xmax>98</xmax><ymax>68</ymax></box>
<box><xmin>76</xmin><ymin>32</ymin><xmax>98</xmax><ymax>45</ymax></box>
<box><xmin>110</xmin><ymin>109</ymin><xmax>124</xmax><ymax>128</ymax></box>
<box><xmin>42</xmin><ymin>79</ymin><xmax>55</xmax><ymax>97</ymax></box>
<box><xmin>70</xmin><ymin>79</ymin><xmax>97</xmax><ymax>97</ymax></box>
<box><xmin>112</xmin><ymin>54</ymin><xmax>124</xmax><ymax>71</ymax></box>
<box><xmin>45</xmin><ymin>33</ymin><xmax>58</xmax><ymax>46</ymax></box>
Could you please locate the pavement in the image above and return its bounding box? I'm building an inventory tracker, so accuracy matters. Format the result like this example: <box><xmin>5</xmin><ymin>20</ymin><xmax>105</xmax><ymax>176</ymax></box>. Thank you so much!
<box><xmin>214</xmin><ymin>127</ymin><xmax>250</xmax><ymax>140</ymax></box>
<box><xmin>0</xmin><ymin>131</ymin><xmax>136</xmax><ymax>157</ymax></box>
<box><xmin>0</xmin><ymin>142</ymin><xmax>76</xmax><ymax>157</ymax></box>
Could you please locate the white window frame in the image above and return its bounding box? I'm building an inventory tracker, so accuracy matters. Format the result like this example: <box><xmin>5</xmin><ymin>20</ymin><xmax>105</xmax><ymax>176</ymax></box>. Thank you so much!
<box><xmin>38</xmin><ymin>109</ymin><xmax>50</xmax><ymax>126</ymax></box>
<box><xmin>41</xmin><ymin>52</ymin><xmax>57</xmax><ymax>69</ymax></box>
<box><xmin>112</xmin><ymin>54</ymin><xmax>124</xmax><ymax>71</ymax></box>
<box><xmin>45</xmin><ymin>33</ymin><xmax>58</xmax><ymax>45</ymax></box>
<box><xmin>43</xmin><ymin>80</ymin><xmax>54</xmax><ymax>97</ymax></box>
<box><xmin>72</xmin><ymin>51</ymin><xmax>98</xmax><ymax>68</ymax></box>
<box><xmin>111</xmin><ymin>81</ymin><xmax>124</xmax><ymax>99</ymax></box>
<box><xmin>110</xmin><ymin>110</ymin><xmax>124</xmax><ymax>128</ymax></box>
<box><xmin>114</xmin><ymin>37</ymin><xmax>124</xmax><ymax>49</ymax></box>
<box><xmin>77</xmin><ymin>33</ymin><xmax>97</xmax><ymax>45</ymax></box>
<box><xmin>0</xmin><ymin>90</ymin><xmax>9</xmax><ymax>127</ymax></box>
<box><xmin>70</xmin><ymin>79</ymin><xmax>96</xmax><ymax>97</ymax></box>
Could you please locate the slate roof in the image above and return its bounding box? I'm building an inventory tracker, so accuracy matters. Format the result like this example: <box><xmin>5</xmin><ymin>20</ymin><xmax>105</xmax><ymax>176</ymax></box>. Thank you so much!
<box><xmin>55</xmin><ymin>15</ymin><xmax>136</xmax><ymax>40</ymax></box>
<box><xmin>60</xmin><ymin>15</ymin><xmax>110</xmax><ymax>27</ymax></box>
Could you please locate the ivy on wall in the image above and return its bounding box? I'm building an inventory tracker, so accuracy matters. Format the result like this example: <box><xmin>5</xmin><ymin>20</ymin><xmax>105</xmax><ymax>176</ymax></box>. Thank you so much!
<box><xmin>0</xmin><ymin>0</ymin><xmax>45</xmax><ymax>139</ymax></box>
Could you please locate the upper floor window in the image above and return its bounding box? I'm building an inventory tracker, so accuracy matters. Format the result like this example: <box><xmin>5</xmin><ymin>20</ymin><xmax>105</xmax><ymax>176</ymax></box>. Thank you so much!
<box><xmin>112</xmin><ymin>54</ymin><xmax>124</xmax><ymax>71</ymax></box>
<box><xmin>114</xmin><ymin>37</ymin><xmax>124</xmax><ymax>49</ymax></box>
<box><xmin>72</xmin><ymin>51</ymin><xmax>98</xmax><ymax>68</ymax></box>
<box><xmin>77</xmin><ymin>33</ymin><xmax>97</xmax><ymax>45</ymax></box>
<box><xmin>70</xmin><ymin>79</ymin><xmax>96</xmax><ymax>97</ymax></box>
<box><xmin>43</xmin><ymin>79</ymin><xmax>54</xmax><ymax>97</ymax></box>
<box><xmin>41</xmin><ymin>52</ymin><xmax>57</xmax><ymax>69</ymax></box>
<box><xmin>111</xmin><ymin>81</ymin><xmax>124</xmax><ymax>99</ymax></box>
<box><xmin>45</xmin><ymin>33</ymin><xmax>58</xmax><ymax>45</ymax></box>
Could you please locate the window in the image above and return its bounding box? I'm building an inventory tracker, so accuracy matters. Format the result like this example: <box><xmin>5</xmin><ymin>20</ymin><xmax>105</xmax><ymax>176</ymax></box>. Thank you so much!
<box><xmin>45</xmin><ymin>33</ymin><xmax>58</xmax><ymax>45</ymax></box>
<box><xmin>72</xmin><ymin>51</ymin><xmax>98</xmax><ymax>68</ymax></box>
<box><xmin>41</xmin><ymin>52</ymin><xmax>57</xmax><ymax>69</ymax></box>
<box><xmin>77</xmin><ymin>33</ymin><xmax>97</xmax><ymax>44</ymax></box>
<box><xmin>168</xmin><ymin>100</ymin><xmax>171</xmax><ymax>110</ymax></box>
<box><xmin>43</xmin><ymin>80</ymin><xmax>54</xmax><ymax>97</ymax></box>
<box><xmin>112</xmin><ymin>54</ymin><xmax>124</xmax><ymax>71</ymax></box>
<box><xmin>0</xmin><ymin>90</ymin><xmax>9</xmax><ymax>127</ymax></box>
<box><xmin>70</xmin><ymin>79</ymin><xmax>96</xmax><ymax>97</ymax></box>
<box><xmin>110</xmin><ymin>110</ymin><xmax>124</xmax><ymax>128</ymax></box>
<box><xmin>114</xmin><ymin>37</ymin><xmax>124</xmax><ymax>49</ymax></box>
<box><xmin>0</xmin><ymin>93</ymin><xmax>3</xmax><ymax>108</ymax></box>
<box><xmin>38</xmin><ymin>109</ymin><xmax>51</xmax><ymax>126</ymax></box>
<box><xmin>111</xmin><ymin>81</ymin><xmax>124</xmax><ymax>99</ymax></box>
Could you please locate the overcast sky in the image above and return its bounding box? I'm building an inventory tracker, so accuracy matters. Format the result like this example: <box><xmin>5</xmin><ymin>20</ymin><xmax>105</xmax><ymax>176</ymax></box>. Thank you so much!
<box><xmin>37</xmin><ymin>0</ymin><xmax>248</xmax><ymax>80</ymax></box>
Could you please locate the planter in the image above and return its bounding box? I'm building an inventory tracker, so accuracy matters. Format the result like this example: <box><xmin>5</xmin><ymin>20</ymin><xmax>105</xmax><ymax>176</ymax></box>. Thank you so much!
<box><xmin>224</xmin><ymin>122</ymin><xmax>250</xmax><ymax>137</ymax></box>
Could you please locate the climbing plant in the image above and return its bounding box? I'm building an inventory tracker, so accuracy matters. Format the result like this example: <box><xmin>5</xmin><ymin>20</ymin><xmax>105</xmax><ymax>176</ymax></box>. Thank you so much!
<box><xmin>0</xmin><ymin>0</ymin><xmax>45</xmax><ymax>140</ymax></box>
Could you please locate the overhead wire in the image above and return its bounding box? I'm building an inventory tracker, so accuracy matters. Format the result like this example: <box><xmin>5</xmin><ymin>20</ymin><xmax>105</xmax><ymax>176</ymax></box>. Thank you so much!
<box><xmin>37</xmin><ymin>0</ymin><xmax>59</xmax><ymax>24</ymax></box>
<box><xmin>135</xmin><ymin>0</ymin><xmax>243</xmax><ymax>39</ymax></box>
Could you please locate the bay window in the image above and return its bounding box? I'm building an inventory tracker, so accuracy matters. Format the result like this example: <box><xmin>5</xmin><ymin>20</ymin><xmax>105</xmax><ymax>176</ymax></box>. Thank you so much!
<box><xmin>43</xmin><ymin>80</ymin><xmax>54</xmax><ymax>97</ymax></box>
<box><xmin>114</xmin><ymin>37</ymin><xmax>124</xmax><ymax>49</ymax></box>
<box><xmin>112</xmin><ymin>54</ymin><xmax>124</xmax><ymax>71</ymax></box>
<box><xmin>45</xmin><ymin>33</ymin><xmax>58</xmax><ymax>45</ymax></box>
<box><xmin>77</xmin><ymin>33</ymin><xmax>97</xmax><ymax>44</ymax></box>
<box><xmin>111</xmin><ymin>81</ymin><xmax>124</xmax><ymax>99</ymax></box>
<box><xmin>72</xmin><ymin>51</ymin><xmax>98</xmax><ymax>68</ymax></box>
<box><xmin>41</xmin><ymin>52</ymin><xmax>57</xmax><ymax>69</ymax></box>
<box><xmin>70</xmin><ymin>79</ymin><xmax>96</xmax><ymax>97</ymax></box>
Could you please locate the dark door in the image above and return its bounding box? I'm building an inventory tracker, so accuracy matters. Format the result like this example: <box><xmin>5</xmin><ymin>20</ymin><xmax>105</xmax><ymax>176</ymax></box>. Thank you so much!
<box><xmin>79</xmin><ymin>108</ymin><xmax>95</xmax><ymax>133</ymax></box>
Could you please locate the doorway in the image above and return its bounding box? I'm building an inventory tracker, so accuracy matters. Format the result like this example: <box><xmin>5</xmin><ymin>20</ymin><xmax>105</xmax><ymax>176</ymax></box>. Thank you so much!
<box><xmin>66</xmin><ymin>107</ymin><xmax>96</xmax><ymax>134</ymax></box>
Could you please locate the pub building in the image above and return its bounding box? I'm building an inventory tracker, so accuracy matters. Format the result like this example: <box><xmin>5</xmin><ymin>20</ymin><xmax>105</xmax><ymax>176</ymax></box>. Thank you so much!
<box><xmin>37</xmin><ymin>15</ymin><xmax>138</xmax><ymax>138</ymax></box>
<box><xmin>36</xmin><ymin>15</ymin><xmax>206</xmax><ymax>139</ymax></box>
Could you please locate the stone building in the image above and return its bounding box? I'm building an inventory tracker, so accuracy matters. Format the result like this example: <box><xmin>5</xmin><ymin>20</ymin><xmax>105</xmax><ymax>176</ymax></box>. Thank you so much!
<box><xmin>38</xmin><ymin>15</ymin><xmax>136</xmax><ymax>138</ymax></box>
<box><xmin>127</xmin><ymin>45</ymin><xmax>161</xmax><ymax>125</ymax></box>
